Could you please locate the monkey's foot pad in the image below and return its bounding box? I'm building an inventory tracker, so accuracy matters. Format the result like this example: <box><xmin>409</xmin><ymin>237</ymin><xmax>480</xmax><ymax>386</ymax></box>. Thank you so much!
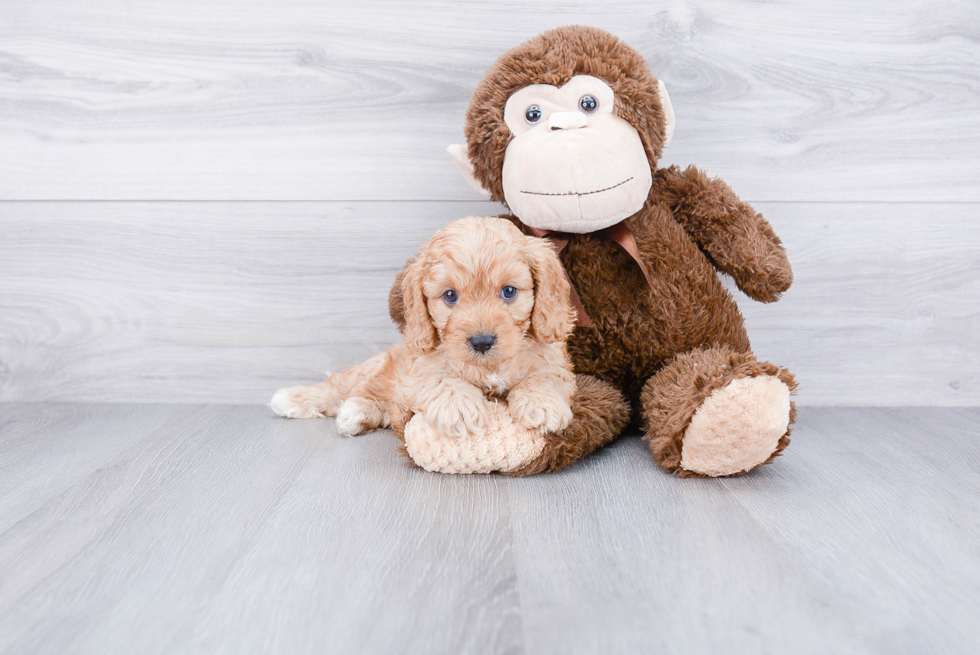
<box><xmin>404</xmin><ymin>403</ymin><xmax>546</xmax><ymax>474</ymax></box>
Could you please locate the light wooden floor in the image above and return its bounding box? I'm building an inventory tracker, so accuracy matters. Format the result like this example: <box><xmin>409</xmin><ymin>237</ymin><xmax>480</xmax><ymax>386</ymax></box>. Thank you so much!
<box><xmin>1</xmin><ymin>405</ymin><xmax>977</xmax><ymax>654</ymax></box>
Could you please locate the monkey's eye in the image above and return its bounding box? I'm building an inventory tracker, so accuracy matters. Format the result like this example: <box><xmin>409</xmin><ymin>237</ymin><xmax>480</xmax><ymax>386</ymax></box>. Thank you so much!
<box><xmin>442</xmin><ymin>289</ymin><xmax>458</xmax><ymax>306</ymax></box>
<box><xmin>500</xmin><ymin>286</ymin><xmax>518</xmax><ymax>302</ymax></box>
<box><xmin>524</xmin><ymin>105</ymin><xmax>542</xmax><ymax>124</ymax></box>
<box><xmin>579</xmin><ymin>95</ymin><xmax>599</xmax><ymax>113</ymax></box>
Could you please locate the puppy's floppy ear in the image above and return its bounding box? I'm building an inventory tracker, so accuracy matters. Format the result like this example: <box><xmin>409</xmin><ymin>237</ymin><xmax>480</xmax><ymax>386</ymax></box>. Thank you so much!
<box><xmin>400</xmin><ymin>255</ymin><xmax>438</xmax><ymax>355</ymax></box>
<box><xmin>388</xmin><ymin>258</ymin><xmax>412</xmax><ymax>333</ymax></box>
<box><xmin>525</xmin><ymin>236</ymin><xmax>576</xmax><ymax>344</ymax></box>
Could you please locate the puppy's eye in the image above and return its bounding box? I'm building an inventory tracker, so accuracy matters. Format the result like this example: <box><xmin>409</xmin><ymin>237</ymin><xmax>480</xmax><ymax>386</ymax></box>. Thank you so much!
<box><xmin>579</xmin><ymin>95</ymin><xmax>598</xmax><ymax>113</ymax></box>
<box><xmin>442</xmin><ymin>289</ymin><xmax>458</xmax><ymax>306</ymax></box>
<box><xmin>500</xmin><ymin>286</ymin><xmax>518</xmax><ymax>302</ymax></box>
<box><xmin>525</xmin><ymin>105</ymin><xmax>542</xmax><ymax>124</ymax></box>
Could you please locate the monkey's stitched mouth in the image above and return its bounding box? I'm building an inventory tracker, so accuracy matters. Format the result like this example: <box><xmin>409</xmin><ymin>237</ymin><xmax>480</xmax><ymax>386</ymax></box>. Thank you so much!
<box><xmin>520</xmin><ymin>177</ymin><xmax>633</xmax><ymax>197</ymax></box>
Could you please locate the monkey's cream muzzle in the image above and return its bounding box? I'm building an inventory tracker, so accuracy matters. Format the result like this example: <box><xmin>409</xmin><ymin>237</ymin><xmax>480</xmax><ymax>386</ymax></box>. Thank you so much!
<box><xmin>502</xmin><ymin>111</ymin><xmax>651</xmax><ymax>233</ymax></box>
<box><xmin>499</xmin><ymin>76</ymin><xmax>653</xmax><ymax>233</ymax></box>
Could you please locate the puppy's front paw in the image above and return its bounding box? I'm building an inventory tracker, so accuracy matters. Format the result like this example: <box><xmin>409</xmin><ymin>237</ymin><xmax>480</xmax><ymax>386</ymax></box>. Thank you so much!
<box><xmin>508</xmin><ymin>390</ymin><xmax>574</xmax><ymax>434</ymax></box>
<box><xmin>424</xmin><ymin>387</ymin><xmax>489</xmax><ymax>438</ymax></box>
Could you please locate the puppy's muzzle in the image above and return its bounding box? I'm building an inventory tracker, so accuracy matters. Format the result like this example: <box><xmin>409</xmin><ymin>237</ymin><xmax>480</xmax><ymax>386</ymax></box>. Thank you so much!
<box><xmin>468</xmin><ymin>334</ymin><xmax>496</xmax><ymax>354</ymax></box>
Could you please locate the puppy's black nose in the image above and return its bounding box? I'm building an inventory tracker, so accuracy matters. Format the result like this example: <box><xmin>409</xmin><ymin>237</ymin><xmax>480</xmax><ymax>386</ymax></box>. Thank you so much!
<box><xmin>469</xmin><ymin>334</ymin><xmax>496</xmax><ymax>353</ymax></box>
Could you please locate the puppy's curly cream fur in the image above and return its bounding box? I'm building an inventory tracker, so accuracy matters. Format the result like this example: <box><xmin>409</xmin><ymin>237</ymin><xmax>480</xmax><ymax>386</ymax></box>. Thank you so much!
<box><xmin>271</xmin><ymin>216</ymin><xmax>577</xmax><ymax>440</ymax></box>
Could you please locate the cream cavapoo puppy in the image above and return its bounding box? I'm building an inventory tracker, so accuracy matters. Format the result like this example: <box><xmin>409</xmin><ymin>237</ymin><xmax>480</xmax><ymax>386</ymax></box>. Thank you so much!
<box><xmin>270</xmin><ymin>216</ymin><xmax>577</xmax><ymax>440</ymax></box>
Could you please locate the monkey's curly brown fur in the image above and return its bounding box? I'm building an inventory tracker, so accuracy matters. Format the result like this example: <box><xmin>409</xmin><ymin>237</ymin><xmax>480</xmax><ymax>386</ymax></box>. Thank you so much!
<box><xmin>395</xmin><ymin>26</ymin><xmax>798</xmax><ymax>476</ymax></box>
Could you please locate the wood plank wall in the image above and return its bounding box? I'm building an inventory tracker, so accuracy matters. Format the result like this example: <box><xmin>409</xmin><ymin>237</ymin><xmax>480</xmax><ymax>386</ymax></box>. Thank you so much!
<box><xmin>1</xmin><ymin>0</ymin><xmax>978</xmax><ymax>405</ymax></box>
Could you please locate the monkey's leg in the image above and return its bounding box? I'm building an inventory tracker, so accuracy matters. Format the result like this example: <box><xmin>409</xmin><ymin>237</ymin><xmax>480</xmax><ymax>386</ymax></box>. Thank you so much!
<box><xmin>640</xmin><ymin>346</ymin><xmax>797</xmax><ymax>477</ymax></box>
<box><xmin>504</xmin><ymin>374</ymin><xmax>630</xmax><ymax>476</ymax></box>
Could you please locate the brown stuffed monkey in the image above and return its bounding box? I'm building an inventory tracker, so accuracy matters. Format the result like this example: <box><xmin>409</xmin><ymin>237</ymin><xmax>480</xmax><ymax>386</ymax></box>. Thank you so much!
<box><xmin>394</xmin><ymin>25</ymin><xmax>797</xmax><ymax>477</ymax></box>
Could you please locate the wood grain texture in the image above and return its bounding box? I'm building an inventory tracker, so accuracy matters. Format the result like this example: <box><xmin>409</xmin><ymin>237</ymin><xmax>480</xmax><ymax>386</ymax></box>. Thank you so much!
<box><xmin>0</xmin><ymin>403</ymin><xmax>522</xmax><ymax>655</ymax></box>
<box><xmin>0</xmin><ymin>404</ymin><xmax>977</xmax><ymax>653</ymax></box>
<box><xmin>508</xmin><ymin>406</ymin><xmax>980</xmax><ymax>654</ymax></box>
<box><xmin>1</xmin><ymin>201</ymin><xmax>977</xmax><ymax>406</ymax></box>
<box><xmin>0</xmin><ymin>0</ymin><xmax>978</xmax><ymax>201</ymax></box>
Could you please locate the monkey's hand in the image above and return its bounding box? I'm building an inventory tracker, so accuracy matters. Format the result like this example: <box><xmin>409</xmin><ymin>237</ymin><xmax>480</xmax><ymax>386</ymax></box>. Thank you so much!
<box><xmin>654</xmin><ymin>165</ymin><xmax>793</xmax><ymax>303</ymax></box>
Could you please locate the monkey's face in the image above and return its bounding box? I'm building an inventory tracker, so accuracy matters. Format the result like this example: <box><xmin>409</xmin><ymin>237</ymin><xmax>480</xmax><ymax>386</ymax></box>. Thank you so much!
<box><xmin>500</xmin><ymin>75</ymin><xmax>653</xmax><ymax>233</ymax></box>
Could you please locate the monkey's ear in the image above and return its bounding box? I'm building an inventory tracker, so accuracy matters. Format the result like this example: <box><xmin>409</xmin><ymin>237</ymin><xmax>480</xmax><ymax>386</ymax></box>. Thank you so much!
<box><xmin>447</xmin><ymin>144</ymin><xmax>492</xmax><ymax>199</ymax></box>
<box><xmin>657</xmin><ymin>80</ymin><xmax>675</xmax><ymax>147</ymax></box>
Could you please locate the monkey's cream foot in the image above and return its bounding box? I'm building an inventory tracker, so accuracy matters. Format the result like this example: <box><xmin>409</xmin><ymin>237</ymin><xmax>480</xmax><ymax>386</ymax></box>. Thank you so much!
<box><xmin>679</xmin><ymin>376</ymin><xmax>791</xmax><ymax>477</ymax></box>
<box><xmin>404</xmin><ymin>403</ymin><xmax>546</xmax><ymax>474</ymax></box>
<box><xmin>641</xmin><ymin>346</ymin><xmax>797</xmax><ymax>477</ymax></box>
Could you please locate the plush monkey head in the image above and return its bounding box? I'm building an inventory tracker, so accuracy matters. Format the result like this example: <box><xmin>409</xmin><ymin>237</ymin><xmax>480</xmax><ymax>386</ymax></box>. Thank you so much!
<box><xmin>449</xmin><ymin>26</ymin><xmax>675</xmax><ymax>234</ymax></box>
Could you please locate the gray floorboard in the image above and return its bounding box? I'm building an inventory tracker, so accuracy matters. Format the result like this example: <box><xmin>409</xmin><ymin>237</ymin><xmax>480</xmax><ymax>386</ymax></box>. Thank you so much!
<box><xmin>1</xmin><ymin>404</ymin><xmax>977</xmax><ymax>654</ymax></box>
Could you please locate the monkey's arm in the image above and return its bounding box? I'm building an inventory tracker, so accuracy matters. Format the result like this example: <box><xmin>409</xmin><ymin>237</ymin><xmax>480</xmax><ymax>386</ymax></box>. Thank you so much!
<box><xmin>655</xmin><ymin>165</ymin><xmax>792</xmax><ymax>303</ymax></box>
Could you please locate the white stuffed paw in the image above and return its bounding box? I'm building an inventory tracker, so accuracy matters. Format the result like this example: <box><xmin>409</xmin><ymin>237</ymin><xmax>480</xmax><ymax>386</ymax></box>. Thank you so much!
<box><xmin>405</xmin><ymin>403</ymin><xmax>546</xmax><ymax>474</ymax></box>
<box><xmin>680</xmin><ymin>375</ymin><xmax>791</xmax><ymax>477</ymax></box>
